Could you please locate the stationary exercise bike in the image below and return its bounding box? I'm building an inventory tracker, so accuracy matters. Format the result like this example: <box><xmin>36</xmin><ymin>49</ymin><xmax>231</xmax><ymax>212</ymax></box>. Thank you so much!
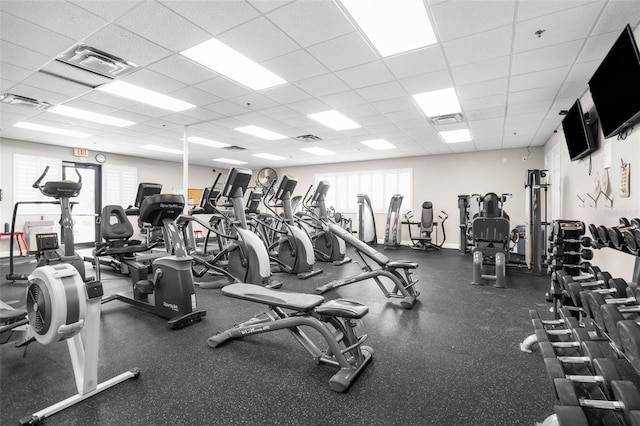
<box><xmin>97</xmin><ymin>191</ymin><xmax>206</xmax><ymax>329</ymax></box>
<box><xmin>6</xmin><ymin>166</ymin><xmax>87</xmax><ymax>282</ymax></box>
<box><xmin>255</xmin><ymin>175</ymin><xmax>322</xmax><ymax>279</ymax></box>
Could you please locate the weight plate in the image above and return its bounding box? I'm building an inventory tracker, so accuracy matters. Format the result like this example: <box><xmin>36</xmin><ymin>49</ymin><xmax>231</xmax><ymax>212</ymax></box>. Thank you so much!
<box><xmin>600</xmin><ymin>304</ymin><xmax>625</xmax><ymax>349</ymax></box>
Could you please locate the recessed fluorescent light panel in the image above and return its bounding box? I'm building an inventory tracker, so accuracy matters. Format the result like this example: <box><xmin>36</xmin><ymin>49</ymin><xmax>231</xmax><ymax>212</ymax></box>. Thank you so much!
<box><xmin>440</xmin><ymin>129</ymin><xmax>472</xmax><ymax>143</ymax></box>
<box><xmin>49</xmin><ymin>105</ymin><xmax>135</xmax><ymax>127</ymax></box>
<box><xmin>308</xmin><ymin>110</ymin><xmax>360</xmax><ymax>130</ymax></box>
<box><xmin>253</xmin><ymin>153</ymin><xmax>286</xmax><ymax>160</ymax></box>
<box><xmin>339</xmin><ymin>0</ymin><xmax>436</xmax><ymax>57</ymax></box>
<box><xmin>301</xmin><ymin>147</ymin><xmax>334</xmax><ymax>156</ymax></box>
<box><xmin>413</xmin><ymin>88</ymin><xmax>462</xmax><ymax>117</ymax></box>
<box><xmin>98</xmin><ymin>81</ymin><xmax>195</xmax><ymax>112</ymax></box>
<box><xmin>213</xmin><ymin>158</ymin><xmax>248</xmax><ymax>165</ymax></box>
<box><xmin>361</xmin><ymin>139</ymin><xmax>396</xmax><ymax>150</ymax></box>
<box><xmin>186</xmin><ymin>136</ymin><xmax>230</xmax><ymax>148</ymax></box>
<box><xmin>142</xmin><ymin>144</ymin><xmax>183</xmax><ymax>154</ymax></box>
<box><xmin>13</xmin><ymin>122</ymin><xmax>91</xmax><ymax>137</ymax></box>
<box><xmin>235</xmin><ymin>125</ymin><xmax>286</xmax><ymax>140</ymax></box>
<box><xmin>181</xmin><ymin>38</ymin><xmax>286</xmax><ymax>91</ymax></box>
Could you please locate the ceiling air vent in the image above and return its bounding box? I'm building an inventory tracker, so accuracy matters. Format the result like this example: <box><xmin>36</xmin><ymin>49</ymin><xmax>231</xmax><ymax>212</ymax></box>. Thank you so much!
<box><xmin>223</xmin><ymin>145</ymin><xmax>246</xmax><ymax>151</ymax></box>
<box><xmin>429</xmin><ymin>113</ymin><xmax>465</xmax><ymax>126</ymax></box>
<box><xmin>294</xmin><ymin>134</ymin><xmax>323</xmax><ymax>142</ymax></box>
<box><xmin>0</xmin><ymin>93</ymin><xmax>51</xmax><ymax>110</ymax></box>
<box><xmin>57</xmin><ymin>44</ymin><xmax>137</xmax><ymax>78</ymax></box>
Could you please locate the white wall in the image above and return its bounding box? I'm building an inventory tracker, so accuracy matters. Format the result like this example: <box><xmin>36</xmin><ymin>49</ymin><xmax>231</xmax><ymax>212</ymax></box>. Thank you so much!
<box><xmin>544</xmin><ymin>89</ymin><xmax>640</xmax><ymax>281</ymax></box>
<box><xmin>275</xmin><ymin>146</ymin><xmax>545</xmax><ymax>248</ymax></box>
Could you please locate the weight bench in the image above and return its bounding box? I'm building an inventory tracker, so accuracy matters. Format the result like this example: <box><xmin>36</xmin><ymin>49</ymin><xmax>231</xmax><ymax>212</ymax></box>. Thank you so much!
<box><xmin>314</xmin><ymin>222</ymin><xmax>419</xmax><ymax>309</ymax></box>
<box><xmin>208</xmin><ymin>283</ymin><xmax>373</xmax><ymax>392</ymax></box>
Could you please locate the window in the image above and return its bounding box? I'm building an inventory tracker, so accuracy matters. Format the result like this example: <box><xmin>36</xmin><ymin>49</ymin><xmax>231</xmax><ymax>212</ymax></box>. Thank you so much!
<box><xmin>102</xmin><ymin>164</ymin><xmax>138</xmax><ymax>207</ymax></box>
<box><xmin>315</xmin><ymin>168</ymin><xmax>412</xmax><ymax>213</ymax></box>
<box><xmin>13</xmin><ymin>154</ymin><xmax>63</xmax><ymax>214</ymax></box>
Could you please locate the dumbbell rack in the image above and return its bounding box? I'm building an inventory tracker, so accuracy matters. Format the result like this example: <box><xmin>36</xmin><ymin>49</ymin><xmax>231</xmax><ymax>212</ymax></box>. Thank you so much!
<box><xmin>546</xmin><ymin>220</ymin><xmax>595</xmax><ymax>317</ymax></box>
<box><xmin>527</xmin><ymin>308</ymin><xmax>640</xmax><ymax>426</ymax></box>
<box><xmin>588</xmin><ymin>219</ymin><xmax>640</xmax><ymax>286</ymax></box>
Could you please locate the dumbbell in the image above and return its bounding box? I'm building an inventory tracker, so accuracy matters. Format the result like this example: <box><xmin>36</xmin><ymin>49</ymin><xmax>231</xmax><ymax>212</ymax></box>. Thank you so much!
<box><xmin>624</xmin><ymin>229</ymin><xmax>640</xmax><ymax>255</ymax></box>
<box><xmin>535</xmin><ymin>318</ymin><xmax>591</xmax><ymax>345</ymax></box>
<box><xmin>546</xmin><ymin>357</ymin><xmax>621</xmax><ymax>400</ymax></box>
<box><xmin>553</xmin><ymin>234</ymin><xmax>592</xmax><ymax>248</ymax></box>
<box><xmin>609</xmin><ymin>219</ymin><xmax>640</xmax><ymax>250</ymax></box>
<box><xmin>597</xmin><ymin>218</ymin><xmax>631</xmax><ymax>245</ymax></box>
<box><xmin>554</xmin><ymin>378</ymin><xmax>640</xmax><ymax>426</ymax></box>
<box><xmin>617</xmin><ymin>320</ymin><xmax>640</xmax><ymax>378</ymax></box>
<box><xmin>563</xmin><ymin>271</ymin><xmax>618</xmax><ymax>309</ymax></box>
<box><xmin>552</xmin><ymin>247</ymin><xmax>593</xmax><ymax>260</ymax></box>
<box><xmin>548</xmin><ymin>260</ymin><xmax>593</xmax><ymax>274</ymax></box>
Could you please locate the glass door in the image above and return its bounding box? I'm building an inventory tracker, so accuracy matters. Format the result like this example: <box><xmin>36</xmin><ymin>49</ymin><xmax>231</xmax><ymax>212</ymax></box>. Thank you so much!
<box><xmin>62</xmin><ymin>162</ymin><xmax>102</xmax><ymax>247</ymax></box>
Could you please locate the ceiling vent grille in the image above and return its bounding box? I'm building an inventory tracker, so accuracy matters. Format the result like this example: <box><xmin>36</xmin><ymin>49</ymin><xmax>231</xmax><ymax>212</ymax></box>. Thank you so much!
<box><xmin>0</xmin><ymin>93</ymin><xmax>51</xmax><ymax>110</ymax></box>
<box><xmin>294</xmin><ymin>134</ymin><xmax>323</xmax><ymax>142</ymax></box>
<box><xmin>57</xmin><ymin>44</ymin><xmax>137</xmax><ymax>78</ymax></box>
<box><xmin>223</xmin><ymin>145</ymin><xmax>246</xmax><ymax>151</ymax></box>
<box><xmin>429</xmin><ymin>113</ymin><xmax>465</xmax><ymax>126</ymax></box>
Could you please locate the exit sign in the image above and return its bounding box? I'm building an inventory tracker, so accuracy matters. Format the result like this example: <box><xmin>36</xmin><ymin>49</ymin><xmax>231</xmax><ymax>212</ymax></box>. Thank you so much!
<box><xmin>74</xmin><ymin>147</ymin><xmax>88</xmax><ymax>157</ymax></box>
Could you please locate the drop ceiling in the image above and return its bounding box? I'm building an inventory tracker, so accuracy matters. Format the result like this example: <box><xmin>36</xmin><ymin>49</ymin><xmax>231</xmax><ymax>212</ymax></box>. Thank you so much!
<box><xmin>1</xmin><ymin>0</ymin><xmax>638</xmax><ymax>169</ymax></box>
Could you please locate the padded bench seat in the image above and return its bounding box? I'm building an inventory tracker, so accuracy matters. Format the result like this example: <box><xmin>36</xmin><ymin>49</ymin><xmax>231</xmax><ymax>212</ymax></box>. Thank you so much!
<box><xmin>222</xmin><ymin>283</ymin><xmax>325</xmax><ymax>312</ymax></box>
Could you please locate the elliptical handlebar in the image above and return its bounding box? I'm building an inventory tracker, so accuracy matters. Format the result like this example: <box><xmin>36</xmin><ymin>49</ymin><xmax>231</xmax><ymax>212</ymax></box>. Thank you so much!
<box><xmin>32</xmin><ymin>166</ymin><xmax>82</xmax><ymax>197</ymax></box>
<box><xmin>32</xmin><ymin>166</ymin><xmax>50</xmax><ymax>189</ymax></box>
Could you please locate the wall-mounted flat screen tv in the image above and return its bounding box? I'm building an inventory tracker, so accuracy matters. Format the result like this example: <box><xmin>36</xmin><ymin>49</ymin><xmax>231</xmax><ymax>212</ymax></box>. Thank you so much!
<box><xmin>562</xmin><ymin>98</ymin><xmax>598</xmax><ymax>161</ymax></box>
<box><xmin>588</xmin><ymin>24</ymin><xmax>640</xmax><ymax>138</ymax></box>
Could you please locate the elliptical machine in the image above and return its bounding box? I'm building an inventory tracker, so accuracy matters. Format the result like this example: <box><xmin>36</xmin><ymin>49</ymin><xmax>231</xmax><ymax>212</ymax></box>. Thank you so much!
<box><xmin>97</xmin><ymin>191</ymin><xmax>206</xmax><ymax>329</ymax></box>
<box><xmin>298</xmin><ymin>181</ymin><xmax>351</xmax><ymax>266</ymax></box>
<box><xmin>256</xmin><ymin>176</ymin><xmax>322</xmax><ymax>279</ymax></box>
<box><xmin>178</xmin><ymin>168</ymin><xmax>281</xmax><ymax>288</ymax></box>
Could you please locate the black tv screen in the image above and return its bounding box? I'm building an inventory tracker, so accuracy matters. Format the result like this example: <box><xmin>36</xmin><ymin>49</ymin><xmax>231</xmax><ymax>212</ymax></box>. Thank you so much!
<box><xmin>562</xmin><ymin>99</ymin><xmax>597</xmax><ymax>161</ymax></box>
<box><xmin>588</xmin><ymin>24</ymin><xmax>640</xmax><ymax>138</ymax></box>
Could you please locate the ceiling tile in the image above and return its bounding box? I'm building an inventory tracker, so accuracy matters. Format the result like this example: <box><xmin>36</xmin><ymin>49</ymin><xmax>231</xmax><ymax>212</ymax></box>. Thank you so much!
<box><xmin>68</xmin><ymin>0</ymin><xmax>145</xmax><ymax>22</ymax></box>
<box><xmin>372</xmin><ymin>97</ymin><xmax>416</xmax><ymax>114</ymax></box>
<box><xmin>457</xmin><ymin>78</ymin><xmax>508</xmax><ymax>101</ymax></box>
<box><xmin>307</xmin><ymin>32</ymin><xmax>378</xmax><ymax>72</ymax></box>
<box><xmin>0</xmin><ymin>41</ymin><xmax>54</xmax><ymax>73</ymax></box>
<box><xmin>398</xmin><ymin>69</ymin><xmax>454</xmax><ymax>94</ymax></box>
<box><xmin>21</xmin><ymin>72</ymin><xmax>93</xmax><ymax>99</ymax></box>
<box><xmin>511</xmin><ymin>40</ymin><xmax>583</xmax><ymax>75</ymax></box>
<box><xmin>124</xmin><ymin>68</ymin><xmax>186</xmax><ymax>94</ymax></box>
<box><xmin>148</xmin><ymin>54</ymin><xmax>216</xmax><ymax>85</ymax></box>
<box><xmin>195</xmin><ymin>76</ymin><xmax>253</xmax><ymax>100</ymax></box>
<box><xmin>229</xmin><ymin>92</ymin><xmax>279</xmax><ymax>110</ymax></box>
<box><xmin>84</xmin><ymin>24</ymin><xmax>172</xmax><ymax>67</ymax></box>
<box><xmin>443</xmin><ymin>25</ymin><xmax>513</xmax><ymax>67</ymax></box>
<box><xmin>1</xmin><ymin>12</ymin><xmax>74</xmax><ymax>57</ymax></box>
<box><xmin>117</xmin><ymin>1</ymin><xmax>210</xmax><ymax>52</ymax></box>
<box><xmin>592</xmin><ymin>1</ymin><xmax>640</xmax><ymax>36</ymax></box>
<box><xmin>319</xmin><ymin>91</ymin><xmax>367</xmax><ymax>109</ymax></box>
<box><xmin>451</xmin><ymin>56</ymin><xmax>510</xmax><ymax>86</ymax></box>
<box><xmin>335</xmin><ymin>61</ymin><xmax>394</xmax><ymax>90</ymax></box>
<box><xmin>516</xmin><ymin>0</ymin><xmax>595</xmax><ymax>22</ymax></box>
<box><xmin>576</xmin><ymin>32</ymin><xmax>621</xmax><ymax>63</ymax></box>
<box><xmin>513</xmin><ymin>2</ymin><xmax>601</xmax><ymax>54</ymax></box>
<box><xmin>431</xmin><ymin>0</ymin><xmax>516</xmax><ymax>42</ymax></box>
<box><xmin>356</xmin><ymin>81</ymin><xmax>406</xmax><ymax>103</ymax></box>
<box><xmin>509</xmin><ymin>66</ymin><xmax>570</xmax><ymax>92</ymax></box>
<box><xmin>247</xmin><ymin>0</ymin><xmax>293</xmax><ymax>13</ymax></box>
<box><xmin>262</xmin><ymin>84</ymin><xmax>312</xmax><ymax>104</ymax></box>
<box><xmin>168</xmin><ymin>86</ymin><xmax>222</xmax><ymax>107</ymax></box>
<box><xmin>160</xmin><ymin>0</ymin><xmax>260</xmax><ymax>36</ymax></box>
<box><xmin>218</xmin><ymin>17</ymin><xmax>299</xmax><ymax>63</ymax></box>
<box><xmin>383</xmin><ymin>45</ymin><xmax>448</xmax><ymax>79</ymax></box>
<box><xmin>296</xmin><ymin>73</ymin><xmax>350</xmax><ymax>98</ymax></box>
<box><xmin>262</xmin><ymin>49</ymin><xmax>329</xmax><ymax>83</ymax></box>
<box><xmin>266</xmin><ymin>0</ymin><xmax>355</xmax><ymax>47</ymax></box>
<box><xmin>1</xmin><ymin>0</ymin><xmax>107</xmax><ymax>41</ymax></box>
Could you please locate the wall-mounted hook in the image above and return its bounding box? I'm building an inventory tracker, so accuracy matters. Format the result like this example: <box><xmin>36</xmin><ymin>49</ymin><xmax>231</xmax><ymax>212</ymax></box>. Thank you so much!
<box><xmin>576</xmin><ymin>194</ymin><xmax>585</xmax><ymax>208</ymax></box>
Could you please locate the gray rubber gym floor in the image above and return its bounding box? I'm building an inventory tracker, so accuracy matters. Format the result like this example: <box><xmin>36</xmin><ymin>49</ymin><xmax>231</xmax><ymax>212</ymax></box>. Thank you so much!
<box><xmin>2</xmin><ymin>247</ymin><xmax>639</xmax><ymax>426</ymax></box>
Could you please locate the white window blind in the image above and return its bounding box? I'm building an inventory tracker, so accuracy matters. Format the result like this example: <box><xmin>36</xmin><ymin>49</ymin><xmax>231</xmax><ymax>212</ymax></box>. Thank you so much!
<box><xmin>315</xmin><ymin>168</ymin><xmax>412</xmax><ymax>214</ymax></box>
<box><xmin>103</xmin><ymin>164</ymin><xmax>138</xmax><ymax>208</ymax></box>
<box><xmin>13</xmin><ymin>154</ymin><xmax>63</xmax><ymax>214</ymax></box>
